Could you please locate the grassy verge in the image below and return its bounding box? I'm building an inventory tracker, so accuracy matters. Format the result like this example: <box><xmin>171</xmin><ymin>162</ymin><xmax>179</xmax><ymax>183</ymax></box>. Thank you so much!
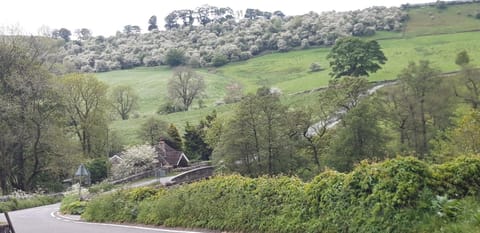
<box><xmin>0</xmin><ymin>194</ymin><xmax>62</xmax><ymax>212</ymax></box>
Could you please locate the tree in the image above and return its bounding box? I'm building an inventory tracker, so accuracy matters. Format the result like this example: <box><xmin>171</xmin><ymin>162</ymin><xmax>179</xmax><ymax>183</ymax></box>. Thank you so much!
<box><xmin>75</xmin><ymin>28</ymin><xmax>92</xmax><ymax>40</ymax></box>
<box><xmin>61</xmin><ymin>73</ymin><xmax>110</xmax><ymax>157</ymax></box>
<box><xmin>327</xmin><ymin>37</ymin><xmax>387</xmax><ymax>78</ymax></box>
<box><xmin>0</xmin><ymin>34</ymin><xmax>71</xmax><ymax>192</ymax></box>
<box><xmin>167</xmin><ymin>67</ymin><xmax>206</xmax><ymax>111</ymax></box>
<box><xmin>148</xmin><ymin>15</ymin><xmax>158</xmax><ymax>31</ymax></box>
<box><xmin>184</xmin><ymin>111</ymin><xmax>216</xmax><ymax>161</ymax></box>
<box><xmin>167</xmin><ymin>123</ymin><xmax>182</xmax><ymax>150</ymax></box>
<box><xmin>110</xmin><ymin>85</ymin><xmax>139</xmax><ymax>120</ymax></box>
<box><xmin>213</xmin><ymin>88</ymin><xmax>303</xmax><ymax>176</ymax></box>
<box><xmin>455</xmin><ymin>50</ymin><xmax>470</xmax><ymax>67</ymax></box>
<box><xmin>455</xmin><ymin>66</ymin><xmax>480</xmax><ymax>109</ymax></box>
<box><xmin>111</xmin><ymin>144</ymin><xmax>158</xmax><ymax>178</ymax></box>
<box><xmin>328</xmin><ymin>100</ymin><xmax>387</xmax><ymax>171</ymax></box>
<box><xmin>138</xmin><ymin>117</ymin><xmax>169</xmax><ymax>145</ymax></box>
<box><xmin>381</xmin><ymin>60</ymin><xmax>447</xmax><ymax>157</ymax></box>
<box><xmin>57</xmin><ymin>28</ymin><xmax>72</xmax><ymax>42</ymax></box>
<box><xmin>165</xmin><ymin>48</ymin><xmax>186</xmax><ymax>67</ymax></box>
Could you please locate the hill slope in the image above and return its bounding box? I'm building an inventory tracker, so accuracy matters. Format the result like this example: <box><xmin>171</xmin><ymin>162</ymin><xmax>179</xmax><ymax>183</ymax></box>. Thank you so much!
<box><xmin>96</xmin><ymin>2</ymin><xmax>480</xmax><ymax>145</ymax></box>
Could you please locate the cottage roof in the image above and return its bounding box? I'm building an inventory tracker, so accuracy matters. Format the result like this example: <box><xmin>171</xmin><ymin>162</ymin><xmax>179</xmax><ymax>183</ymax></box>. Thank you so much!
<box><xmin>156</xmin><ymin>140</ymin><xmax>189</xmax><ymax>166</ymax></box>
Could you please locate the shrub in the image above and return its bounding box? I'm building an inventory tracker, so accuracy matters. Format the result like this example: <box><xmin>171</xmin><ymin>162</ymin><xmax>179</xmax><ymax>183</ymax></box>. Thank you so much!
<box><xmin>165</xmin><ymin>48</ymin><xmax>185</xmax><ymax>67</ymax></box>
<box><xmin>309</xmin><ymin>62</ymin><xmax>322</xmax><ymax>72</ymax></box>
<box><xmin>83</xmin><ymin>187</ymin><xmax>163</xmax><ymax>223</ymax></box>
<box><xmin>0</xmin><ymin>194</ymin><xmax>61</xmax><ymax>212</ymax></box>
<box><xmin>432</xmin><ymin>156</ymin><xmax>480</xmax><ymax>198</ymax></box>
<box><xmin>86</xmin><ymin>158</ymin><xmax>108</xmax><ymax>184</ymax></box>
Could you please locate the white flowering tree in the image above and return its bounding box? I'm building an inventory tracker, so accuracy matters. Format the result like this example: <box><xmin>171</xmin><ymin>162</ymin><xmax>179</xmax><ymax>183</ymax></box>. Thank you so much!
<box><xmin>111</xmin><ymin>144</ymin><xmax>158</xmax><ymax>179</ymax></box>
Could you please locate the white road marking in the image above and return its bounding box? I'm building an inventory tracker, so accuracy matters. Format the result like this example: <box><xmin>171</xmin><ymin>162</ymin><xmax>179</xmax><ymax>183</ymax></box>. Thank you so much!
<box><xmin>50</xmin><ymin>211</ymin><xmax>204</xmax><ymax>233</ymax></box>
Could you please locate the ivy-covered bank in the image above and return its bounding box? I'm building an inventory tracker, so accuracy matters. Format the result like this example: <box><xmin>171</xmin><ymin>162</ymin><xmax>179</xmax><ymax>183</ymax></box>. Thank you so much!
<box><xmin>77</xmin><ymin>156</ymin><xmax>480</xmax><ymax>233</ymax></box>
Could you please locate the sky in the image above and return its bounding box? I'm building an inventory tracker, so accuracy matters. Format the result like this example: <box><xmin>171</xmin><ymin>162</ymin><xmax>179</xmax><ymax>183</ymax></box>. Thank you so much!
<box><xmin>1</xmin><ymin>0</ymin><xmax>435</xmax><ymax>37</ymax></box>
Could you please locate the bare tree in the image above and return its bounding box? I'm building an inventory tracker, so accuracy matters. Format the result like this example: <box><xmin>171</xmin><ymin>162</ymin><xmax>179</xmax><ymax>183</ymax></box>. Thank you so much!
<box><xmin>110</xmin><ymin>85</ymin><xmax>139</xmax><ymax>120</ymax></box>
<box><xmin>167</xmin><ymin>67</ymin><xmax>206</xmax><ymax>111</ymax></box>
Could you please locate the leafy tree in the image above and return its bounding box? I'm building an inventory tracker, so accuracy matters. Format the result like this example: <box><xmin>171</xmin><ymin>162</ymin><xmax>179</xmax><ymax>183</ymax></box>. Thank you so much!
<box><xmin>327</xmin><ymin>37</ymin><xmax>387</xmax><ymax>78</ymax></box>
<box><xmin>57</xmin><ymin>28</ymin><xmax>72</xmax><ymax>42</ymax></box>
<box><xmin>167</xmin><ymin>123</ymin><xmax>182</xmax><ymax>150</ymax></box>
<box><xmin>211</xmin><ymin>53</ymin><xmax>229</xmax><ymax>67</ymax></box>
<box><xmin>138</xmin><ymin>117</ymin><xmax>169</xmax><ymax>145</ymax></box>
<box><xmin>455</xmin><ymin>50</ymin><xmax>470</xmax><ymax>67</ymax></box>
<box><xmin>0</xmin><ymin>34</ymin><xmax>71</xmax><ymax>192</ymax></box>
<box><xmin>61</xmin><ymin>73</ymin><xmax>110</xmax><ymax>157</ymax></box>
<box><xmin>183</xmin><ymin>111</ymin><xmax>216</xmax><ymax>161</ymax></box>
<box><xmin>455</xmin><ymin>65</ymin><xmax>480</xmax><ymax>109</ymax></box>
<box><xmin>167</xmin><ymin>67</ymin><xmax>206</xmax><ymax>110</ymax></box>
<box><xmin>322</xmin><ymin>77</ymin><xmax>370</xmax><ymax>113</ymax></box>
<box><xmin>86</xmin><ymin>158</ymin><xmax>108</xmax><ymax>183</ymax></box>
<box><xmin>165</xmin><ymin>48</ymin><xmax>186</xmax><ymax>67</ymax></box>
<box><xmin>148</xmin><ymin>15</ymin><xmax>158</xmax><ymax>31</ymax></box>
<box><xmin>213</xmin><ymin>89</ymin><xmax>303</xmax><ymax>176</ymax></box>
<box><xmin>75</xmin><ymin>28</ymin><xmax>92</xmax><ymax>40</ymax></box>
<box><xmin>328</xmin><ymin>100</ymin><xmax>388</xmax><ymax>171</ymax></box>
<box><xmin>381</xmin><ymin>60</ymin><xmax>448</xmax><ymax>157</ymax></box>
<box><xmin>164</xmin><ymin>11</ymin><xmax>180</xmax><ymax>29</ymax></box>
<box><xmin>110</xmin><ymin>85</ymin><xmax>139</xmax><ymax>120</ymax></box>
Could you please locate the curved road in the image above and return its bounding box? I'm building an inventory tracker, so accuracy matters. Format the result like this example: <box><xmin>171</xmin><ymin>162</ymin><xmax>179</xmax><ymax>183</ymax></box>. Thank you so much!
<box><xmin>4</xmin><ymin>204</ymin><xmax>206</xmax><ymax>233</ymax></box>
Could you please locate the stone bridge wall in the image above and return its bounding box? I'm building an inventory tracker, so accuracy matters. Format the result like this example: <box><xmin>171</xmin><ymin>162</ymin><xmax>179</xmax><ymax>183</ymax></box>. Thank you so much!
<box><xmin>168</xmin><ymin>166</ymin><xmax>214</xmax><ymax>186</ymax></box>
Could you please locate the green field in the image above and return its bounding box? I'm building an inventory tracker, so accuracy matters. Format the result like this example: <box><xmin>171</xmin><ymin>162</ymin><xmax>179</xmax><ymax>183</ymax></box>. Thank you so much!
<box><xmin>405</xmin><ymin>2</ymin><xmax>480</xmax><ymax>36</ymax></box>
<box><xmin>96</xmin><ymin>3</ymin><xmax>480</xmax><ymax>145</ymax></box>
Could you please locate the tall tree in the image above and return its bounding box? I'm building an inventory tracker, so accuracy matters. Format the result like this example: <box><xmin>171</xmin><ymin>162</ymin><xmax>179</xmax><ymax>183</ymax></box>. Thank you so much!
<box><xmin>61</xmin><ymin>73</ymin><xmax>110</xmax><ymax>157</ymax></box>
<box><xmin>167</xmin><ymin>67</ymin><xmax>206</xmax><ymax>111</ymax></box>
<box><xmin>213</xmin><ymin>88</ymin><xmax>303</xmax><ymax>176</ymax></box>
<box><xmin>167</xmin><ymin>123</ymin><xmax>182</xmax><ymax>150</ymax></box>
<box><xmin>0</xmin><ymin>34</ymin><xmax>69</xmax><ymax>192</ymax></box>
<box><xmin>110</xmin><ymin>85</ymin><xmax>139</xmax><ymax>120</ymax></box>
<box><xmin>329</xmin><ymin>99</ymin><xmax>387</xmax><ymax>171</ymax></box>
<box><xmin>138</xmin><ymin>117</ymin><xmax>169</xmax><ymax>146</ymax></box>
<box><xmin>184</xmin><ymin>111</ymin><xmax>216</xmax><ymax>161</ymax></box>
<box><xmin>75</xmin><ymin>28</ymin><xmax>92</xmax><ymax>40</ymax></box>
<box><xmin>455</xmin><ymin>66</ymin><xmax>480</xmax><ymax>109</ymax></box>
<box><xmin>54</xmin><ymin>28</ymin><xmax>71</xmax><ymax>42</ymax></box>
<box><xmin>148</xmin><ymin>15</ymin><xmax>158</xmax><ymax>31</ymax></box>
<box><xmin>327</xmin><ymin>37</ymin><xmax>387</xmax><ymax>78</ymax></box>
<box><xmin>381</xmin><ymin>60</ymin><xmax>450</xmax><ymax>157</ymax></box>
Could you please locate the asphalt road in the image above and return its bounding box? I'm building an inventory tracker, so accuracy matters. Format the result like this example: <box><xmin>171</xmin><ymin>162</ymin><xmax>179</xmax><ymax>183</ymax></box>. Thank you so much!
<box><xmin>3</xmin><ymin>203</ymin><xmax>205</xmax><ymax>233</ymax></box>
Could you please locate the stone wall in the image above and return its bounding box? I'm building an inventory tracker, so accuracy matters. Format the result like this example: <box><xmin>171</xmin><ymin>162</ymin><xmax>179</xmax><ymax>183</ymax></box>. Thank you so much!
<box><xmin>168</xmin><ymin>166</ymin><xmax>214</xmax><ymax>186</ymax></box>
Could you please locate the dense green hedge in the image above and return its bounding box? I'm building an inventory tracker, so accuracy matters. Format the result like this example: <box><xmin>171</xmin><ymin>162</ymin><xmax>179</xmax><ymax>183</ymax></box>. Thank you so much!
<box><xmin>0</xmin><ymin>194</ymin><xmax>62</xmax><ymax>212</ymax></box>
<box><xmin>80</xmin><ymin>156</ymin><xmax>480</xmax><ymax>233</ymax></box>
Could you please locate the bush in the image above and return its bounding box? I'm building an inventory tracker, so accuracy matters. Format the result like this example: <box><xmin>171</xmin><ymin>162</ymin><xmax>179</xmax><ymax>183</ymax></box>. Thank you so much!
<box><xmin>86</xmin><ymin>158</ymin><xmax>108</xmax><ymax>184</ymax></box>
<box><xmin>83</xmin><ymin>187</ymin><xmax>163</xmax><ymax>223</ymax></box>
<box><xmin>88</xmin><ymin>181</ymin><xmax>115</xmax><ymax>194</ymax></box>
<box><xmin>82</xmin><ymin>156</ymin><xmax>480</xmax><ymax>233</ymax></box>
<box><xmin>432</xmin><ymin>156</ymin><xmax>480</xmax><ymax>198</ymax></box>
<box><xmin>211</xmin><ymin>53</ymin><xmax>228</xmax><ymax>67</ymax></box>
<box><xmin>309</xmin><ymin>62</ymin><xmax>322</xmax><ymax>72</ymax></box>
<box><xmin>0</xmin><ymin>194</ymin><xmax>61</xmax><ymax>212</ymax></box>
<box><xmin>165</xmin><ymin>48</ymin><xmax>185</xmax><ymax>67</ymax></box>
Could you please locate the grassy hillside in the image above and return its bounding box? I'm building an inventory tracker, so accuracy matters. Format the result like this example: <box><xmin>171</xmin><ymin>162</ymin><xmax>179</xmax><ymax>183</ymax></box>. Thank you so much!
<box><xmin>405</xmin><ymin>2</ymin><xmax>480</xmax><ymax>36</ymax></box>
<box><xmin>96</xmin><ymin>2</ymin><xmax>480</xmax><ymax>145</ymax></box>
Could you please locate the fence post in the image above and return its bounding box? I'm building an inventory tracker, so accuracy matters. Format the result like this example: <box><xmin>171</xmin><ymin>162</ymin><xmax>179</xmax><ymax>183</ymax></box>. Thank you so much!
<box><xmin>4</xmin><ymin>212</ymin><xmax>15</xmax><ymax>233</ymax></box>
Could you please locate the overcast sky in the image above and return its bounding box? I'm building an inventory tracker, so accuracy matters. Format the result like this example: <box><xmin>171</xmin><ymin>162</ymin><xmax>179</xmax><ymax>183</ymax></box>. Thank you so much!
<box><xmin>1</xmin><ymin>0</ymin><xmax>434</xmax><ymax>36</ymax></box>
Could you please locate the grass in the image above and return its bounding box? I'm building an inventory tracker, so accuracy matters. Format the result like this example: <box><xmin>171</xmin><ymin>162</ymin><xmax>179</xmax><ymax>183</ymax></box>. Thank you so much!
<box><xmin>95</xmin><ymin>2</ymin><xmax>480</xmax><ymax>145</ymax></box>
<box><xmin>404</xmin><ymin>2</ymin><xmax>480</xmax><ymax>36</ymax></box>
